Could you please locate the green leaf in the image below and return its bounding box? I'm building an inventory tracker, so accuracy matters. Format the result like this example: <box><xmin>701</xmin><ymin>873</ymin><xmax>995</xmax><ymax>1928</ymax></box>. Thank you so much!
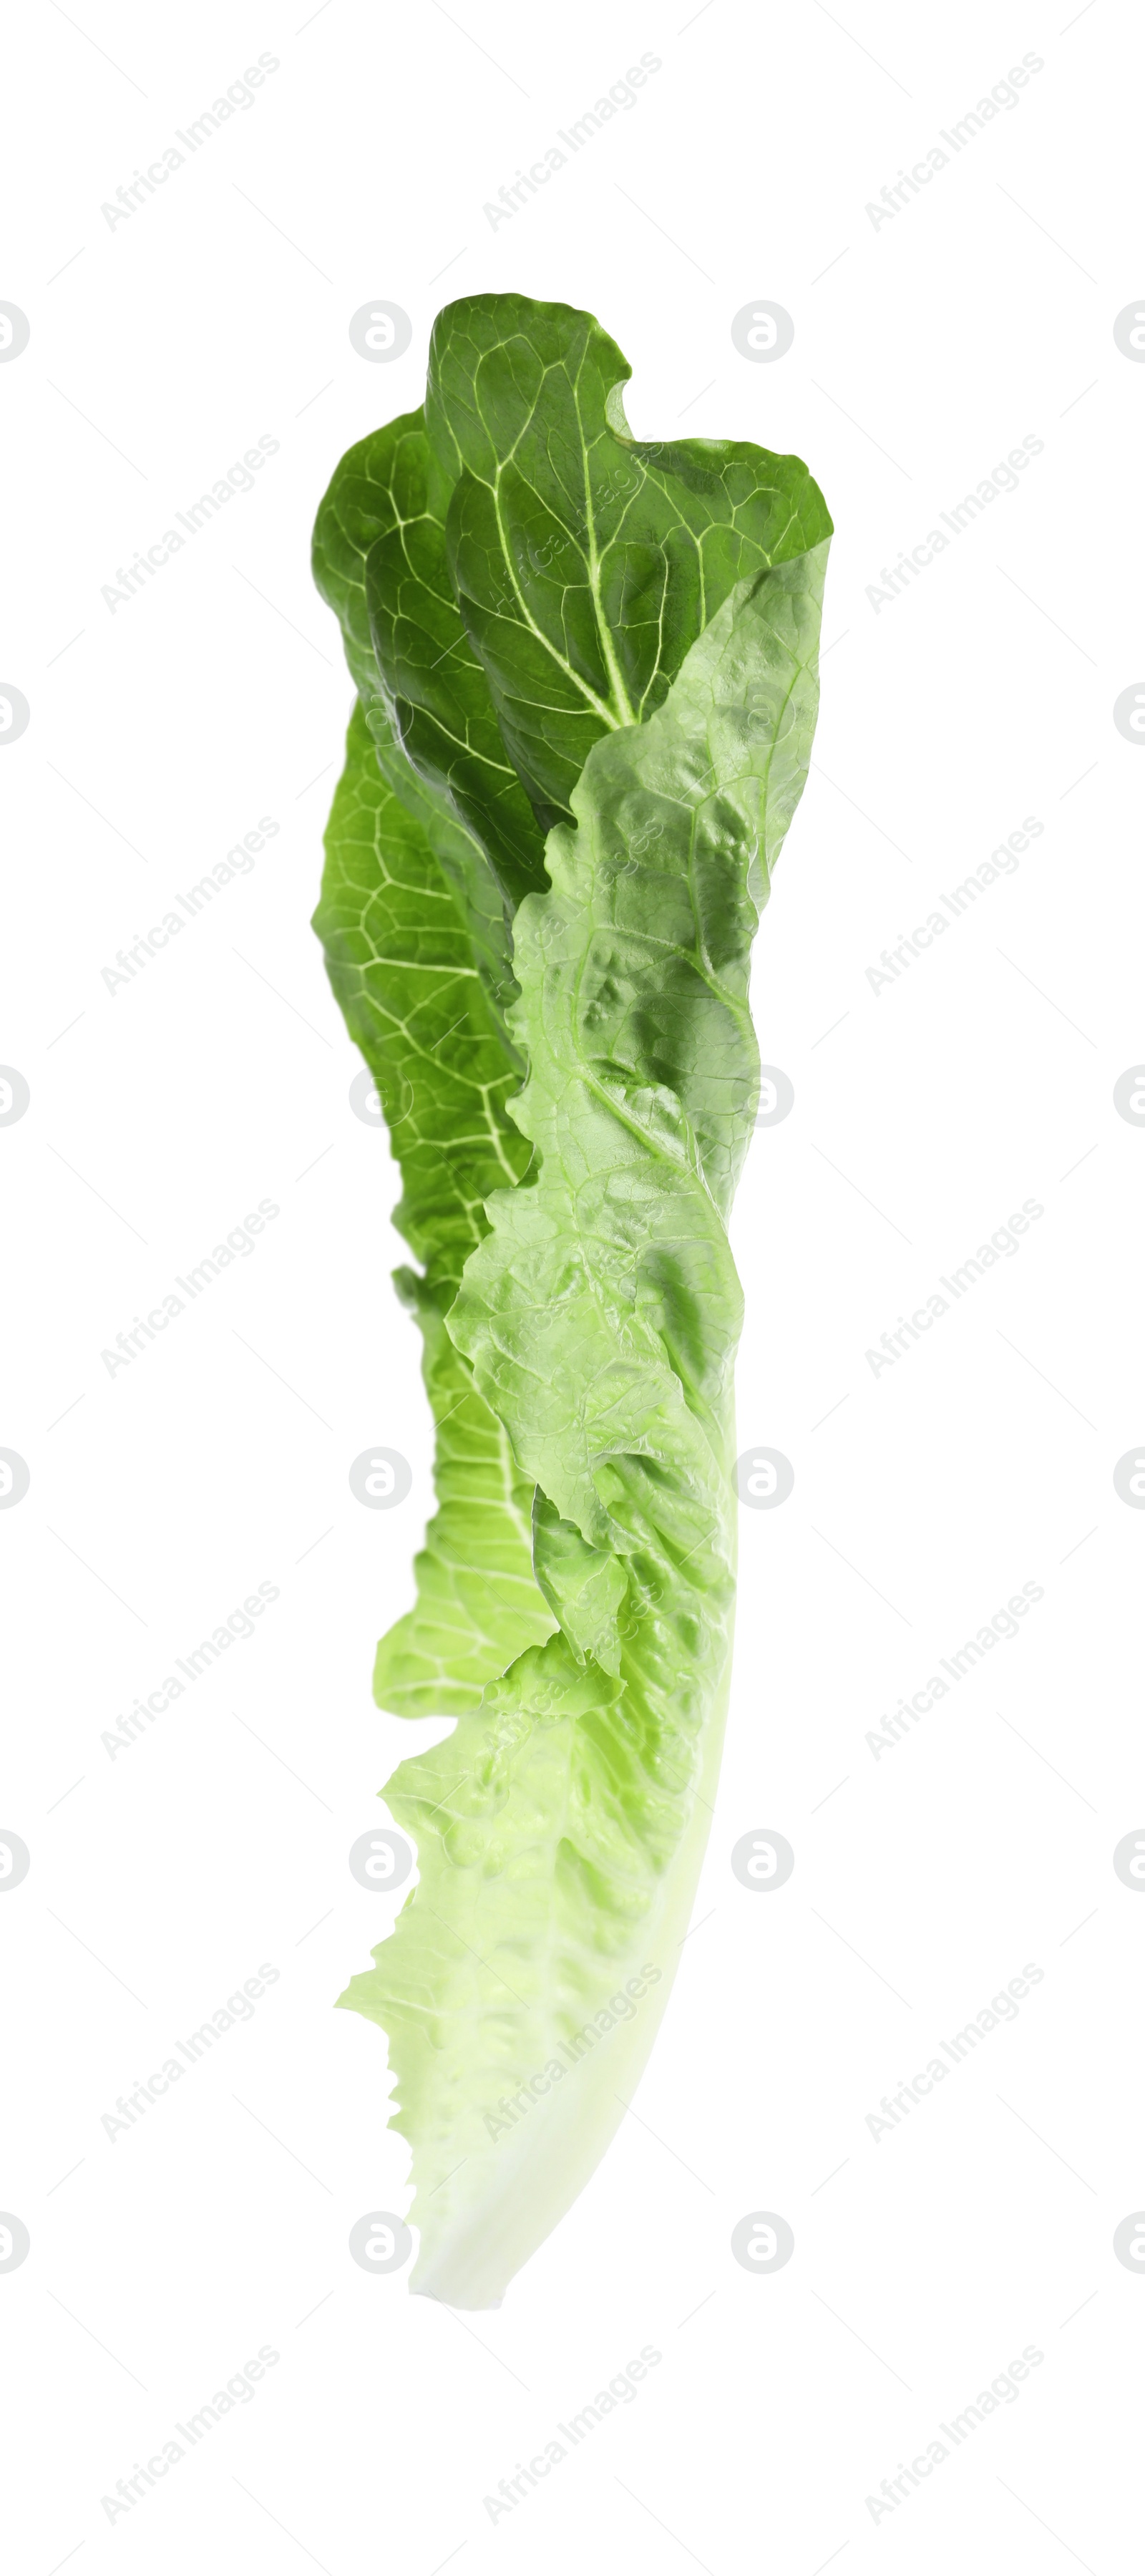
<box><xmin>426</xmin><ymin>292</ymin><xmax>832</xmax><ymax>826</ymax></box>
<box><xmin>311</xmin><ymin>411</ymin><xmax>425</xmax><ymax>717</ymax></box>
<box><xmin>312</xmin><ymin>414</ymin><xmax>537</xmax><ymax>1054</ymax></box>
<box><xmin>344</xmin><ymin>547</ymin><xmax>828</xmax><ymax>2303</ymax></box>
<box><xmin>313</xmin><ymin>701</ymin><xmax>553</xmax><ymax>1716</ymax></box>
<box><xmin>361</xmin><ymin>434</ymin><xmax>549</xmax><ymax>918</ymax></box>
<box><xmin>313</xmin><ymin>295</ymin><xmax>830</xmax><ymax>2304</ymax></box>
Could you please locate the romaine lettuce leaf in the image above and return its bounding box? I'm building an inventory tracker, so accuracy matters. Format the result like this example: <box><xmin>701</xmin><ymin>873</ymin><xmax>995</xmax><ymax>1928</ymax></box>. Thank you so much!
<box><xmin>313</xmin><ymin>414</ymin><xmax>535</xmax><ymax>1053</ymax></box>
<box><xmin>427</xmin><ymin>293</ymin><xmax>830</xmax><ymax>825</ymax></box>
<box><xmin>345</xmin><ymin>550</ymin><xmax>827</xmax><ymax>2303</ymax></box>
<box><xmin>314</xmin><ymin>703</ymin><xmax>553</xmax><ymax>1714</ymax></box>
<box><xmin>311</xmin><ymin>295</ymin><xmax>830</xmax><ymax>2303</ymax></box>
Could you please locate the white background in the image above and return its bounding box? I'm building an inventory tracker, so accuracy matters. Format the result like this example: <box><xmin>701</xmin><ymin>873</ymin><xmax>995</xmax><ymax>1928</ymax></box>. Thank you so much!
<box><xmin>2</xmin><ymin>1</ymin><xmax>1143</xmax><ymax>2568</ymax></box>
